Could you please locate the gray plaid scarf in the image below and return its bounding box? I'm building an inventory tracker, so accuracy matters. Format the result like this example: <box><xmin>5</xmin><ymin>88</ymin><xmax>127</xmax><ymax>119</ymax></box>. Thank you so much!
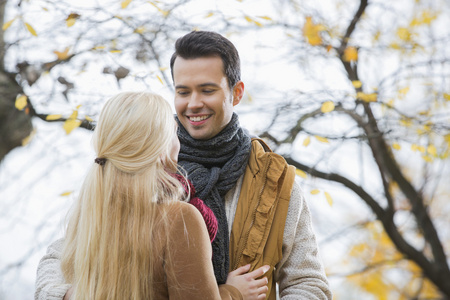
<box><xmin>176</xmin><ymin>112</ymin><xmax>251</xmax><ymax>284</ymax></box>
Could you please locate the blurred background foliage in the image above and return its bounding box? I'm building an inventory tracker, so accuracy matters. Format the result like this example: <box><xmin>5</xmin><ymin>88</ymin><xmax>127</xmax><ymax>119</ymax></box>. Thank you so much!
<box><xmin>0</xmin><ymin>0</ymin><xmax>449</xmax><ymax>299</ymax></box>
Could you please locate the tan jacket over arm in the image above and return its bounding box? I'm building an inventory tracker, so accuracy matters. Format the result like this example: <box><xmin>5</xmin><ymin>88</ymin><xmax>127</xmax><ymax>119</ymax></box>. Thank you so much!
<box><xmin>162</xmin><ymin>202</ymin><xmax>242</xmax><ymax>300</ymax></box>
<box><xmin>34</xmin><ymin>202</ymin><xmax>241</xmax><ymax>300</ymax></box>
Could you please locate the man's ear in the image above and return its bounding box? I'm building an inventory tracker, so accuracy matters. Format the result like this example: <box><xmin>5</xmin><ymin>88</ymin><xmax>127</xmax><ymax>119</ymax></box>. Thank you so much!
<box><xmin>232</xmin><ymin>81</ymin><xmax>244</xmax><ymax>106</ymax></box>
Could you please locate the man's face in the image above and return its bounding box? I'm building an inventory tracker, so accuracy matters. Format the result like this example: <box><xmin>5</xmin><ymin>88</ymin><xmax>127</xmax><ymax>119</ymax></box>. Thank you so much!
<box><xmin>173</xmin><ymin>56</ymin><xmax>243</xmax><ymax>140</ymax></box>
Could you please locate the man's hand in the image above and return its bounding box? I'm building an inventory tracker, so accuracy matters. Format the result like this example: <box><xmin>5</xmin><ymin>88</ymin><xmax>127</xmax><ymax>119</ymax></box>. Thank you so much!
<box><xmin>226</xmin><ymin>264</ymin><xmax>270</xmax><ymax>300</ymax></box>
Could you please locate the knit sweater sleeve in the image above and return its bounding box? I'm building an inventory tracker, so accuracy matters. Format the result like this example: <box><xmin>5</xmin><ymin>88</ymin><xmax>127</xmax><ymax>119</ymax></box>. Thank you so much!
<box><xmin>34</xmin><ymin>238</ymin><xmax>71</xmax><ymax>300</ymax></box>
<box><xmin>274</xmin><ymin>182</ymin><xmax>332</xmax><ymax>299</ymax></box>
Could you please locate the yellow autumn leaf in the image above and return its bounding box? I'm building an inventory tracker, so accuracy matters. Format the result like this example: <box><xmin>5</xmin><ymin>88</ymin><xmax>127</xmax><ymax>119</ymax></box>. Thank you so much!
<box><xmin>411</xmin><ymin>144</ymin><xmax>419</xmax><ymax>152</ymax></box>
<box><xmin>205</xmin><ymin>12</ymin><xmax>214</xmax><ymax>18</ymax></box>
<box><xmin>24</xmin><ymin>22</ymin><xmax>37</xmax><ymax>36</ymax></box>
<box><xmin>22</xmin><ymin>128</ymin><xmax>36</xmax><ymax>146</ymax></box>
<box><xmin>398</xmin><ymin>87</ymin><xmax>409</xmax><ymax>97</ymax></box>
<box><xmin>373</xmin><ymin>30</ymin><xmax>381</xmax><ymax>43</ymax></box>
<box><xmin>159</xmin><ymin>67</ymin><xmax>168</xmax><ymax>71</ymax></box>
<box><xmin>418</xmin><ymin>145</ymin><xmax>425</xmax><ymax>153</ymax></box>
<box><xmin>400</xmin><ymin>118</ymin><xmax>412</xmax><ymax>127</ymax></box>
<box><xmin>244</xmin><ymin>15</ymin><xmax>253</xmax><ymax>23</ymax></box>
<box><xmin>46</xmin><ymin>114</ymin><xmax>62</xmax><ymax>121</ymax></box>
<box><xmin>60</xmin><ymin>191</ymin><xmax>73</xmax><ymax>196</ymax></box>
<box><xmin>352</xmin><ymin>80</ymin><xmax>362</xmax><ymax>88</ymax></box>
<box><xmin>110</xmin><ymin>50</ymin><xmax>122</xmax><ymax>53</ymax></box>
<box><xmin>156</xmin><ymin>75</ymin><xmax>164</xmax><ymax>85</ymax></box>
<box><xmin>243</xmin><ymin>15</ymin><xmax>262</xmax><ymax>27</ymax></box>
<box><xmin>386</xmin><ymin>99</ymin><xmax>395</xmax><ymax>107</ymax></box>
<box><xmin>66</xmin><ymin>18</ymin><xmax>76</xmax><ymax>27</ymax></box>
<box><xmin>148</xmin><ymin>2</ymin><xmax>169</xmax><ymax>17</ymax></box>
<box><xmin>93</xmin><ymin>45</ymin><xmax>106</xmax><ymax>50</ymax></box>
<box><xmin>257</xmin><ymin>16</ymin><xmax>273</xmax><ymax>21</ymax></box>
<box><xmin>445</xmin><ymin>134</ymin><xmax>450</xmax><ymax>146</ymax></box>
<box><xmin>422</xmin><ymin>155</ymin><xmax>433</xmax><ymax>163</ymax></box>
<box><xmin>321</xmin><ymin>101</ymin><xmax>335</xmax><ymax>113</ymax></box>
<box><xmin>420</xmin><ymin>279</ymin><xmax>441</xmax><ymax>298</ymax></box>
<box><xmin>15</xmin><ymin>94</ymin><xmax>27</xmax><ymax>110</ymax></box>
<box><xmin>343</xmin><ymin>46</ymin><xmax>358</xmax><ymax>62</ymax></box>
<box><xmin>324</xmin><ymin>192</ymin><xmax>333</xmax><ymax>206</ymax></box>
<box><xmin>310</xmin><ymin>189</ymin><xmax>320</xmax><ymax>195</ymax></box>
<box><xmin>427</xmin><ymin>144</ymin><xmax>437</xmax><ymax>157</ymax></box>
<box><xmin>65</xmin><ymin>13</ymin><xmax>80</xmax><ymax>28</ymax></box>
<box><xmin>63</xmin><ymin>119</ymin><xmax>82</xmax><ymax>135</ymax></box>
<box><xmin>417</xmin><ymin>10</ymin><xmax>438</xmax><ymax>25</ymax></box>
<box><xmin>68</xmin><ymin>109</ymin><xmax>78</xmax><ymax>120</ymax></box>
<box><xmin>85</xmin><ymin>116</ymin><xmax>94</xmax><ymax>122</ymax></box>
<box><xmin>253</xmin><ymin>20</ymin><xmax>263</xmax><ymax>27</ymax></box>
<box><xmin>303</xmin><ymin>16</ymin><xmax>325</xmax><ymax>46</ymax></box>
<box><xmin>397</xmin><ymin>27</ymin><xmax>411</xmax><ymax>41</ymax></box>
<box><xmin>121</xmin><ymin>0</ymin><xmax>133</xmax><ymax>9</ymax></box>
<box><xmin>357</xmin><ymin>92</ymin><xmax>377</xmax><ymax>102</ymax></box>
<box><xmin>422</xmin><ymin>11</ymin><xmax>436</xmax><ymax>24</ymax></box>
<box><xmin>303</xmin><ymin>136</ymin><xmax>311</xmax><ymax>147</ymax></box>
<box><xmin>349</xmin><ymin>243</ymin><xmax>369</xmax><ymax>257</ymax></box>
<box><xmin>359</xmin><ymin>270</ymin><xmax>390</xmax><ymax>298</ymax></box>
<box><xmin>134</xmin><ymin>26</ymin><xmax>145</xmax><ymax>34</ymax></box>
<box><xmin>389</xmin><ymin>42</ymin><xmax>401</xmax><ymax>50</ymax></box>
<box><xmin>392</xmin><ymin>143</ymin><xmax>401</xmax><ymax>150</ymax></box>
<box><xmin>246</xmin><ymin>91</ymin><xmax>253</xmax><ymax>103</ymax></box>
<box><xmin>54</xmin><ymin>47</ymin><xmax>70</xmax><ymax>60</ymax></box>
<box><xmin>315</xmin><ymin>135</ymin><xmax>329</xmax><ymax>143</ymax></box>
<box><xmin>443</xmin><ymin>93</ymin><xmax>450</xmax><ymax>101</ymax></box>
<box><xmin>2</xmin><ymin>18</ymin><xmax>16</xmax><ymax>31</ymax></box>
<box><xmin>410</xmin><ymin>17</ymin><xmax>420</xmax><ymax>27</ymax></box>
<box><xmin>295</xmin><ymin>169</ymin><xmax>307</xmax><ymax>179</ymax></box>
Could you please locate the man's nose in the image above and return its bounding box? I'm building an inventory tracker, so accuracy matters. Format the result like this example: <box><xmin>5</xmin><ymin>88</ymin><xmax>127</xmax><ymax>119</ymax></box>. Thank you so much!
<box><xmin>187</xmin><ymin>92</ymin><xmax>204</xmax><ymax>110</ymax></box>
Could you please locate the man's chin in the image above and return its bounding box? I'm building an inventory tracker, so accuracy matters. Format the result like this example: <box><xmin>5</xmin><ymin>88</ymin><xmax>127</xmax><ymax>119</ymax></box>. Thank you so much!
<box><xmin>187</xmin><ymin>129</ymin><xmax>212</xmax><ymax>140</ymax></box>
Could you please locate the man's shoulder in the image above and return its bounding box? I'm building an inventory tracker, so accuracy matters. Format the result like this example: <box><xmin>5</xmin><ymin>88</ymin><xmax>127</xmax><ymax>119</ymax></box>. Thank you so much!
<box><xmin>249</xmin><ymin>138</ymin><xmax>294</xmax><ymax>174</ymax></box>
<box><xmin>250</xmin><ymin>137</ymin><xmax>272</xmax><ymax>152</ymax></box>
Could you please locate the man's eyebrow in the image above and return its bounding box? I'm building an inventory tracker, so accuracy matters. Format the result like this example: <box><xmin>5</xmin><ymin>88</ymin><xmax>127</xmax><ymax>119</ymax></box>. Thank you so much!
<box><xmin>175</xmin><ymin>83</ymin><xmax>220</xmax><ymax>89</ymax></box>
<box><xmin>198</xmin><ymin>83</ymin><xmax>220</xmax><ymax>88</ymax></box>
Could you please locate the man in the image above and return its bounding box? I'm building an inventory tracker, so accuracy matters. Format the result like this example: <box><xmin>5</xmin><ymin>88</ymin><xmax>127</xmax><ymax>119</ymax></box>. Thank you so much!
<box><xmin>170</xmin><ymin>31</ymin><xmax>331</xmax><ymax>299</ymax></box>
<box><xmin>35</xmin><ymin>31</ymin><xmax>331</xmax><ymax>299</ymax></box>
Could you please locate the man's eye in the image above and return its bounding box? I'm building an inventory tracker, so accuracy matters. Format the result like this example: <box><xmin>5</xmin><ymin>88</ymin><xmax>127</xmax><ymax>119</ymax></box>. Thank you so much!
<box><xmin>177</xmin><ymin>90</ymin><xmax>189</xmax><ymax>95</ymax></box>
<box><xmin>203</xmin><ymin>89</ymin><xmax>214</xmax><ymax>94</ymax></box>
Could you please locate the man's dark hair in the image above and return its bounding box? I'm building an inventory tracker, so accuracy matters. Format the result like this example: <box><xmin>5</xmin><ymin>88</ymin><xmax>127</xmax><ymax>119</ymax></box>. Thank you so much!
<box><xmin>170</xmin><ymin>31</ymin><xmax>241</xmax><ymax>89</ymax></box>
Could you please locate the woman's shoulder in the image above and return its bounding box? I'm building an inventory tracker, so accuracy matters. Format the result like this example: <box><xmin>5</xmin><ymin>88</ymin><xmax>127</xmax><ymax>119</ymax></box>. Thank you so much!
<box><xmin>161</xmin><ymin>201</ymin><xmax>210</xmax><ymax>250</ymax></box>
<box><xmin>164</xmin><ymin>200</ymin><xmax>197</xmax><ymax>214</ymax></box>
<box><xmin>163</xmin><ymin>201</ymin><xmax>205</xmax><ymax>228</ymax></box>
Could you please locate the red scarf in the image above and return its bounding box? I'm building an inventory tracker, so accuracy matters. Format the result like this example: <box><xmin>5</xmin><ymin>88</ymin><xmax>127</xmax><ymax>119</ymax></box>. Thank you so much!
<box><xmin>173</xmin><ymin>174</ymin><xmax>218</xmax><ymax>242</ymax></box>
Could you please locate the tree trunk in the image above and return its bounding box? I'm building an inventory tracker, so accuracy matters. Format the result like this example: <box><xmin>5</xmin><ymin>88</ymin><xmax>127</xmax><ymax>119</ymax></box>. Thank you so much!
<box><xmin>0</xmin><ymin>0</ymin><xmax>33</xmax><ymax>162</ymax></box>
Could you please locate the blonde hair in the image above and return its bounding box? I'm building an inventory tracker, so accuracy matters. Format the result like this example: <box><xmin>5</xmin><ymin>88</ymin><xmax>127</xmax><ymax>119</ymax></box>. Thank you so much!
<box><xmin>61</xmin><ymin>92</ymin><xmax>185</xmax><ymax>299</ymax></box>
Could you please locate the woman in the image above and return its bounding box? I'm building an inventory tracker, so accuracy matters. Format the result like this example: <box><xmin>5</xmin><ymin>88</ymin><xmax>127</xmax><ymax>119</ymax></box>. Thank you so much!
<box><xmin>60</xmin><ymin>92</ymin><xmax>269</xmax><ymax>300</ymax></box>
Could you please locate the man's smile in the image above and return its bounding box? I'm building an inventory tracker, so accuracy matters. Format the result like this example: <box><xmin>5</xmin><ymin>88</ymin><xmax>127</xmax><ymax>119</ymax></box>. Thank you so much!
<box><xmin>187</xmin><ymin>114</ymin><xmax>212</xmax><ymax>125</ymax></box>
